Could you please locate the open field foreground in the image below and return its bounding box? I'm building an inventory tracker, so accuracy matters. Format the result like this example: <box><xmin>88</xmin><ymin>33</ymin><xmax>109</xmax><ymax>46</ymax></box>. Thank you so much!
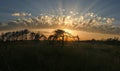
<box><xmin>0</xmin><ymin>41</ymin><xmax>120</xmax><ymax>71</ymax></box>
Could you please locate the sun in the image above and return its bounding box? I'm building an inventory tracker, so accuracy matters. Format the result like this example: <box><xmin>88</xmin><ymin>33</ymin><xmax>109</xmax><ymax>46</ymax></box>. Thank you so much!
<box><xmin>63</xmin><ymin>29</ymin><xmax>74</xmax><ymax>35</ymax></box>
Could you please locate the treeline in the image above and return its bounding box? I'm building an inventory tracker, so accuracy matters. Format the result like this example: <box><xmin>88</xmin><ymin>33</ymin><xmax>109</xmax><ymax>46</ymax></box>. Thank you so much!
<box><xmin>86</xmin><ymin>37</ymin><xmax>120</xmax><ymax>45</ymax></box>
<box><xmin>0</xmin><ymin>29</ymin><xmax>119</xmax><ymax>45</ymax></box>
<box><xmin>0</xmin><ymin>29</ymin><xmax>79</xmax><ymax>46</ymax></box>
<box><xmin>0</xmin><ymin>29</ymin><xmax>47</xmax><ymax>42</ymax></box>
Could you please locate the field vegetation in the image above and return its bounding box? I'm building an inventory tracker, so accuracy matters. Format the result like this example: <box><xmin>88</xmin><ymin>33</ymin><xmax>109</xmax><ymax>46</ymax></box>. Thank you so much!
<box><xmin>0</xmin><ymin>29</ymin><xmax>120</xmax><ymax>71</ymax></box>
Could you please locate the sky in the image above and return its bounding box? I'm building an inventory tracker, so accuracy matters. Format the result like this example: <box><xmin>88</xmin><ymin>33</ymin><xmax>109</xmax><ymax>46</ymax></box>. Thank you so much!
<box><xmin>0</xmin><ymin>0</ymin><xmax>120</xmax><ymax>40</ymax></box>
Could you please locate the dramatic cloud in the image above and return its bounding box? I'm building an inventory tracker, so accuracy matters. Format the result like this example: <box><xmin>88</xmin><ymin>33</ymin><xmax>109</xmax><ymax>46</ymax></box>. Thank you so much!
<box><xmin>12</xmin><ymin>12</ymin><xmax>31</xmax><ymax>17</ymax></box>
<box><xmin>1</xmin><ymin>12</ymin><xmax>120</xmax><ymax>35</ymax></box>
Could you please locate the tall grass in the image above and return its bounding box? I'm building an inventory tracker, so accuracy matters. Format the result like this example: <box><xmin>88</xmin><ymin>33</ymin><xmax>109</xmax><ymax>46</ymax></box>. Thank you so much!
<box><xmin>0</xmin><ymin>41</ymin><xmax>120</xmax><ymax>71</ymax></box>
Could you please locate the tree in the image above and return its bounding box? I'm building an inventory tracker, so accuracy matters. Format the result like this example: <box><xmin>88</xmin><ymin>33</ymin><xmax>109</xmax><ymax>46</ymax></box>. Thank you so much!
<box><xmin>0</xmin><ymin>33</ymin><xmax>5</xmax><ymax>42</ymax></box>
<box><xmin>34</xmin><ymin>33</ymin><xmax>40</xmax><ymax>40</ymax></box>
<box><xmin>30</xmin><ymin>32</ymin><xmax>35</xmax><ymax>40</ymax></box>
<box><xmin>54</xmin><ymin>29</ymin><xmax>65</xmax><ymax>46</ymax></box>
<box><xmin>54</xmin><ymin>29</ymin><xmax>65</xmax><ymax>36</ymax></box>
<box><xmin>48</xmin><ymin>29</ymin><xmax>80</xmax><ymax>47</ymax></box>
<box><xmin>23</xmin><ymin>29</ymin><xmax>29</xmax><ymax>40</ymax></box>
<box><xmin>48</xmin><ymin>29</ymin><xmax>66</xmax><ymax>46</ymax></box>
<box><xmin>15</xmin><ymin>31</ymin><xmax>19</xmax><ymax>41</ymax></box>
<box><xmin>39</xmin><ymin>34</ymin><xmax>47</xmax><ymax>40</ymax></box>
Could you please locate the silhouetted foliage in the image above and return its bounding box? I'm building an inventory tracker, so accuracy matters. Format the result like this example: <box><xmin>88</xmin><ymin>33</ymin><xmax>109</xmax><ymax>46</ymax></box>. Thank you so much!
<box><xmin>34</xmin><ymin>33</ymin><xmax>40</xmax><ymax>40</ymax></box>
<box><xmin>105</xmin><ymin>37</ymin><xmax>120</xmax><ymax>45</ymax></box>
<box><xmin>48</xmin><ymin>29</ymin><xmax>80</xmax><ymax>47</ymax></box>
<box><xmin>0</xmin><ymin>40</ymin><xmax>120</xmax><ymax>71</ymax></box>
<box><xmin>0</xmin><ymin>29</ymin><xmax>80</xmax><ymax>47</ymax></box>
<box><xmin>0</xmin><ymin>29</ymin><xmax>46</xmax><ymax>42</ymax></box>
<box><xmin>0</xmin><ymin>29</ymin><xmax>120</xmax><ymax>71</ymax></box>
<box><xmin>106</xmin><ymin>37</ymin><xmax>119</xmax><ymax>42</ymax></box>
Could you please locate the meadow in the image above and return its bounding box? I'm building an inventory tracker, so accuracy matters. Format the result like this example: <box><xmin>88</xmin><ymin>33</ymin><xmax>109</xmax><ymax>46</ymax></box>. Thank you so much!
<box><xmin>0</xmin><ymin>41</ymin><xmax>120</xmax><ymax>71</ymax></box>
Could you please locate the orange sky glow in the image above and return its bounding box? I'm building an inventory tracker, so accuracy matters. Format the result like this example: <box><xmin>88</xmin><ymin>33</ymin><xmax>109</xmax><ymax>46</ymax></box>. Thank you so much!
<box><xmin>0</xmin><ymin>28</ymin><xmax>120</xmax><ymax>40</ymax></box>
<box><xmin>30</xmin><ymin>28</ymin><xmax>120</xmax><ymax>40</ymax></box>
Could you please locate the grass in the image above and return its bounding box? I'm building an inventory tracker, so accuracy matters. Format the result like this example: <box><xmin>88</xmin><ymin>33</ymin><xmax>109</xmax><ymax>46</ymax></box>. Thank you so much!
<box><xmin>0</xmin><ymin>41</ymin><xmax>120</xmax><ymax>71</ymax></box>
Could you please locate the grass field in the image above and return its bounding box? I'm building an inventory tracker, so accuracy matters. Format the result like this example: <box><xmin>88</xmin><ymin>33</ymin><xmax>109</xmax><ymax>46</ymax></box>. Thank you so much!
<box><xmin>0</xmin><ymin>41</ymin><xmax>120</xmax><ymax>71</ymax></box>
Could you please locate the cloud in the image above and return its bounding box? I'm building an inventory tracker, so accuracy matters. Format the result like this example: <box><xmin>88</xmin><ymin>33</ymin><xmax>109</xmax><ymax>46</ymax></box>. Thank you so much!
<box><xmin>0</xmin><ymin>22</ymin><xmax>8</xmax><ymax>27</ymax></box>
<box><xmin>1</xmin><ymin>12</ymin><xmax>120</xmax><ymax>35</ymax></box>
<box><xmin>12</xmin><ymin>12</ymin><xmax>31</xmax><ymax>17</ymax></box>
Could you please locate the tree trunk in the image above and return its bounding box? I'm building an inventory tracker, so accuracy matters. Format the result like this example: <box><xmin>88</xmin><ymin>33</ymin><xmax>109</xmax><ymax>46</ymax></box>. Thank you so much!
<box><xmin>61</xmin><ymin>35</ymin><xmax>64</xmax><ymax>48</ymax></box>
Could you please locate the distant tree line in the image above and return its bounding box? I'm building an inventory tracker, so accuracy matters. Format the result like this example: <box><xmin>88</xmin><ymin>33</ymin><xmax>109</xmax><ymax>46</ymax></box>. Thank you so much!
<box><xmin>105</xmin><ymin>37</ymin><xmax>120</xmax><ymax>45</ymax></box>
<box><xmin>1</xmin><ymin>29</ymin><xmax>119</xmax><ymax>46</ymax></box>
<box><xmin>0</xmin><ymin>29</ymin><xmax>80</xmax><ymax>46</ymax></box>
<box><xmin>0</xmin><ymin>29</ymin><xmax>80</xmax><ymax>47</ymax></box>
<box><xmin>88</xmin><ymin>37</ymin><xmax>120</xmax><ymax>45</ymax></box>
<box><xmin>0</xmin><ymin>29</ymin><xmax>47</xmax><ymax>42</ymax></box>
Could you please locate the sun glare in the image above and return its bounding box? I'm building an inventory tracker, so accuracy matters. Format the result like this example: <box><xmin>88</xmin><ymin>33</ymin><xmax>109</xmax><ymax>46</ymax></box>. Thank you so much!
<box><xmin>63</xmin><ymin>29</ymin><xmax>75</xmax><ymax>35</ymax></box>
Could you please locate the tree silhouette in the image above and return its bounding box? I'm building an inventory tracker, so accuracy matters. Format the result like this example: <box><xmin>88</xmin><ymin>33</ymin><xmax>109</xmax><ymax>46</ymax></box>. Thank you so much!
<box><xmin>15</xmin><ymin>31</ymin><xmax>19</xmax><ymax>41</ymax></box>
<box><xmin>48</xmin><ymin>29</ymin><xmax>80</xmax><ymax>47</ymax></box>
<box><xmin>30</xmin><ymin>32</ymin><xmax>35</xmax><ymax>40</ymax></box>
<box><xmin>0</xmin><ymin>33</ymin><xmax>5</xmax><ymax>42</ymax></box>
<box><xmin>39</xmin><ymin>34</ymin><xmax>47</xmax><ymax>40</ymax></box>
<box><xmin>48</xmin><ymin>35</ymin><xmax>55</xmax><ymax>44</ymax></box>
<box><xmin>23</xmin><ymin>29</ymin><xmax>29</xmax><ymax>40</ymax></box>
<box><xmin>0</xmin><ymin>29</ymin><xmax>79</xmax><ymax>44</ymax></box>
<box><xmin>34</xmin><ymin>33</ymin><xmax>40</xmax><ymax>40</ymax></box>
<box><xmin>3</xmin><ymin>32</ymin><xmax>12</xmax><ymax>41</ymax></box>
